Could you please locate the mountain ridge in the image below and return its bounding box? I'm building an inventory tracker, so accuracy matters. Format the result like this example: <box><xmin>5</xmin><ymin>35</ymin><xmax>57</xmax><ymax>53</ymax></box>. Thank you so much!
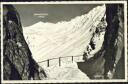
<box><xmin>23</xmin><ymin>5</ymin><xmax>106</xmax><ymax>62</ymax></box>
<box><xmin>24</xmin><ymin>5</ymin><xmax>105</xmax><ymax>29</ymax></box>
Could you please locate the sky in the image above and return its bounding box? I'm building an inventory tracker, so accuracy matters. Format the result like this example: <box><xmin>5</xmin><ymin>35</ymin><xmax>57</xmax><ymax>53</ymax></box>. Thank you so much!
<box><xmin>14</xmin><ymin>4</ymin><xmax>101</xmax><ymax>27</ymax></box>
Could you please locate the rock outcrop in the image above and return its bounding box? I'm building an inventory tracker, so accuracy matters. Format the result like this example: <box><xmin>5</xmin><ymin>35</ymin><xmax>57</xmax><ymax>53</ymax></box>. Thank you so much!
<box><xmin>78</xmin><ymin>4</ymin><xmax>125</xmax><ymax>79</ymax></box>
<box><xmin>3</xmin><ymin>5</ymin><xmax>47</xmax><ymax>80</ymax></box>
<box><xmin>104</xmin><ymin>4</ymin><xmax>124</xmax><ymax>79</ymax></box>
<box><xmin>94</xmin><ymin>4</ymin><xmax>125</xmax><ymax>79</ymax></box>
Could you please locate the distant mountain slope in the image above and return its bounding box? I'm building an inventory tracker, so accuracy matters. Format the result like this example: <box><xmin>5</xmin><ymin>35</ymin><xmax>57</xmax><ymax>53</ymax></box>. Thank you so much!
<box><xmin>23</xmin><ymin>5</ymin><xmax>106</xmax><ymax>62</ymax></box>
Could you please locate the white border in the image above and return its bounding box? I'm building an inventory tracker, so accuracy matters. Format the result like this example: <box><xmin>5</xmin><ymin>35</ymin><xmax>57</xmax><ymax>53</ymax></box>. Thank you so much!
<box><xmin>124</xmin><ymin>1</ymin><xmax>128</xmax><ymax>82</ymax></box>
<box><xmin>1</xmin><ymin>1</ymin><xmax>127</xmax><ymax>83</ymax></box>
<box><xmin>1</xmin><ymin>2</ymin><xmax>4</xmax><ymax>83</ymax></box>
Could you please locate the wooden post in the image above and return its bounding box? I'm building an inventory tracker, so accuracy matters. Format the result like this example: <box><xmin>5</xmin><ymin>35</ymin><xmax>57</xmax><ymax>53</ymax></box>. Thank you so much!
<box><xmin>47</xmin><ymin>59</ymin><xmax>49</xmax><ymax>67</ymax></box>
<box><xmin>72</xmin><ymin>56</ymin><xmax>73</xmax><ymax>63</ymax></box>
<box><xmin>59</xmin><ymin>57</ymin><xmax>61</xmax><ymax>66</ymax></box>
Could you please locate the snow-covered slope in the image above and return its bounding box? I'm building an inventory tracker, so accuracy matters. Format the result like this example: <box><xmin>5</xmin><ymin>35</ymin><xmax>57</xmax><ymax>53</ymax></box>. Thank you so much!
<box><xmin>23</xmin><ymin>5</ymin><xmax>106</xmax><ymax>62</ymax></box>
<box><xmin>44</xmin><ymin>62</ymin><xmax>90</xmax><ymax>80</ymax></box>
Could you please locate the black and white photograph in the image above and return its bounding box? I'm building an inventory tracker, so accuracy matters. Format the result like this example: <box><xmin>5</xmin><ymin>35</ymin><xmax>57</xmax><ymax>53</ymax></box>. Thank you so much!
<box><xmin>1</xmin><ymin>1</ymin><xmax>127</xmax><ymax>83</ymax></box>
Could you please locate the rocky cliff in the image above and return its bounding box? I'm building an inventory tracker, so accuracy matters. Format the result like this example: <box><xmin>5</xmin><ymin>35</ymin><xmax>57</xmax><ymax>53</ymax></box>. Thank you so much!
<box><xmin>104</xmin><ymin>4</ymin><xmax>124</xmax><ymax>79</ymax></box>
<box><xmin>78</xmin><ymin>4</ymin><xmax>125</xmax><ymax>79</ymax></box>
<box><xmin>3</xmin><ymin>5</ymin><xmax>47</xmax><ymax>80</ymax></box>
<box><xmin>94</xmin><ymin>4</ymin><xmax>124</xmax><ymax>79</ymax></box>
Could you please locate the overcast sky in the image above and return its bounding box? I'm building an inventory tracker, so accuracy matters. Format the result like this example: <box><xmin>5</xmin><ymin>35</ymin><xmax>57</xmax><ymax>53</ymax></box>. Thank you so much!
<box><xmin>14</xmin><ymin>4</ymin><xmax>101</xmax><ymax>27</ymax></box>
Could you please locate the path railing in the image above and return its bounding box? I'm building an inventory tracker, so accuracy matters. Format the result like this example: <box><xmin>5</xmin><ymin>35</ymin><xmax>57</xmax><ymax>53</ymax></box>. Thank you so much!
<box><xmin>37</xmin><ymin>55</ymin><xmax>83</xmax><ymax>67</ymax></box>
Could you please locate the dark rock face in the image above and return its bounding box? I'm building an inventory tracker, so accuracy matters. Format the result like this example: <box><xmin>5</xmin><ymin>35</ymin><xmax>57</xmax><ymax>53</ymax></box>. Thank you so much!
<box><xmin>94</xmin><ymin>4</ymin><xmax>124</xmax><ymax>79</ymax></box>
<box><xmin>3</xmin><ymin>5</ymin><xmax>47</xmax><ymax>80</ymax></box>
<box><xmin>103</xmin><ymin>4</ymin><xmax>124</xmax><ymax>79</ymax></box>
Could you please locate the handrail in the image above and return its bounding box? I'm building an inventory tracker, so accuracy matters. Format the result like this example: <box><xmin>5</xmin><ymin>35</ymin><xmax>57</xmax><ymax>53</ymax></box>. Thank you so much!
<box><xmin>37</xmin><ymin>54</ymin><xmax>83</xmax><ymax>63</ymax></box>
